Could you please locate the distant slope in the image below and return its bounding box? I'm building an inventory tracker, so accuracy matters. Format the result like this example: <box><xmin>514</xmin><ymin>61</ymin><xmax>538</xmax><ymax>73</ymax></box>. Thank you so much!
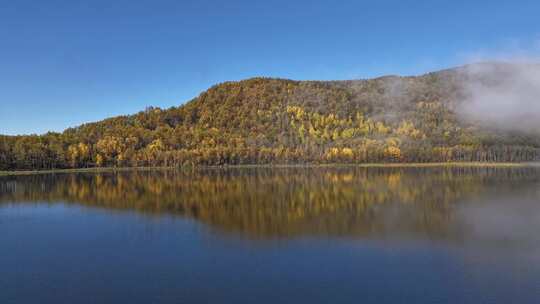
<box><xmin>2</xmin><ymin>63</ymin><xmax>540</xmax><ymax>170</ymax></box>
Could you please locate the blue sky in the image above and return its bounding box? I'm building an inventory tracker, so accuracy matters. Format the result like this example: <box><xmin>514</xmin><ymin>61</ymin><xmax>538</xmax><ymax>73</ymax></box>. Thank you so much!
<box><xmin>1</xmin><ymin>0</ymin><xmax>539</xmax><ymax>135</ymax></box>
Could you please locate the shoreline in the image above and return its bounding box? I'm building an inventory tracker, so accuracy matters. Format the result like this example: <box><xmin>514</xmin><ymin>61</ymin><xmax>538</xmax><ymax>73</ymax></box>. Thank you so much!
<box><xmin>1</xmin><ymin>162</ymin><xmax>538</xmax><ymax>176</ymax></box>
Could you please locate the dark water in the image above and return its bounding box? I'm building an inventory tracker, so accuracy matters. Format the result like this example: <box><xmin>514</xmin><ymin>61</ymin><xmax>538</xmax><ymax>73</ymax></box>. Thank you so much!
<box><xmin>2</xmin><ymin>167</ymin><xmax>540</xmax><ymax>304</ymax></box>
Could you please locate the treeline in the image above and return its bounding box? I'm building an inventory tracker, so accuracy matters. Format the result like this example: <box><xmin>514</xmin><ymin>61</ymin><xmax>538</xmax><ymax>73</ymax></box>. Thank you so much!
<box><xmin>2</xmin><ymin>70</ymin><xmax>540</xmax><ymax>170</ymax></box>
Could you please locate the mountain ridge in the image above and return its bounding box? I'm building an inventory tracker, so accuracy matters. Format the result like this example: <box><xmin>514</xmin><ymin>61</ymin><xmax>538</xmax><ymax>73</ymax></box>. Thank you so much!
<box><xmin>2</xmin><ymin>62</ymin><xmax>540</xmax><ymax>170</ymax></box>
<box><xmin>7</xmin><ymin>61</ymin><xmax>520</xmax><ymax>135</ymax></box>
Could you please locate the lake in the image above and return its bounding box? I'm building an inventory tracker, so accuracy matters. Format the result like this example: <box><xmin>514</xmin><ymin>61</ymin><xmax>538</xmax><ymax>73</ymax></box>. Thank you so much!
<box><xmin>1</xmin><ymin>167</ymin><xmax>540</xmax><ymax>303</ymax></box>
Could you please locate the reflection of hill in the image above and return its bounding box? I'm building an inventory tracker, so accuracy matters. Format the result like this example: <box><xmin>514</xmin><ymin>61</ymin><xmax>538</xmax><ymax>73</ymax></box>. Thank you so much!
<box><xmin>1</xmin><ymin>167</ymin><xmax>539</xmax><ymax>239</ymax></box>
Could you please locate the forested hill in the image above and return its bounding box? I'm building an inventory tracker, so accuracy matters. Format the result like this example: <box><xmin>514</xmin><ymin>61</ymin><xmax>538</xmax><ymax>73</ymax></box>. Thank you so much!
<box><xmin>2</xmin><ymin>63</ymin><xmax>540</xmax><ymax>170</ymax></box>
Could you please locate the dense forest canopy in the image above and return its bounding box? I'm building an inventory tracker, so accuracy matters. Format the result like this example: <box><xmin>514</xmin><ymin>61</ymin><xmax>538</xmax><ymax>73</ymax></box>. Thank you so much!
<box><xmin>2</xmin><ymin>62</ymin><xmax>540</xmax><ymax>170</ymax></box>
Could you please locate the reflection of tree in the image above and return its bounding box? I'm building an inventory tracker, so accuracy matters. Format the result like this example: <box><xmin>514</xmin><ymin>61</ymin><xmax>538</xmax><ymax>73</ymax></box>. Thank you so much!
<box><xmin>1</xmin><ymin>168</ymin><xmax>539</xmax><ymax>239</ymax></box>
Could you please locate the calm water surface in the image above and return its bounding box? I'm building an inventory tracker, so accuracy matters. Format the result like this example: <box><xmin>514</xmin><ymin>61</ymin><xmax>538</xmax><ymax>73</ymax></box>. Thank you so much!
<box><xmin>1</xmin><ymin>167</ymin><xmax>540</xmax><ymax>303</ymax></box>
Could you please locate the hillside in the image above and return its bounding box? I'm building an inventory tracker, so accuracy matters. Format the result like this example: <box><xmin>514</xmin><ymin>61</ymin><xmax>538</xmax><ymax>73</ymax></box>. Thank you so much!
<box><xmin>2</xmin><ymin>62</ymin><xmax>540</xmax><ymax>170</ymax></box>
